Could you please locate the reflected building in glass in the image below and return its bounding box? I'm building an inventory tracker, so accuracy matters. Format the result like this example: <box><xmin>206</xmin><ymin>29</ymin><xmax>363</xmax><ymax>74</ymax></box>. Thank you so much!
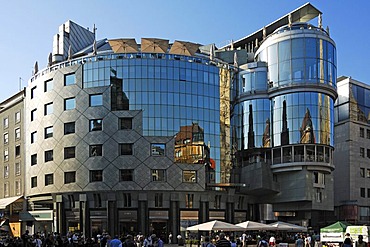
<box><xmin>229</xmin><ymin>5</ymin><xmax>337</xmax><ymax>226</ymax></box>
<box><xmin>14</xmin><ymin>2</ymin><xmax>337</xmax><ymax>237</ymax></box>
<box><xmin>334</xmin><ymin>76</ymin><xmax>370</xmax><ymax>225</ymax></box>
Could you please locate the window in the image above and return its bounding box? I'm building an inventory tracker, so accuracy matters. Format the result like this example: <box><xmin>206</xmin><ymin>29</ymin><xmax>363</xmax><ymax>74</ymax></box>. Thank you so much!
<box><xmin>64</xmin><ymin>147</ymin><xmax>76</xmax><ymax>159</ymax></box>
<box><xmin>185</xmin><ymin>194</ymin><xmax>194</xmax><ymax>208</ymax></box>
<box><xmin>15</xmin><ymin>162</ymin><xmax>21</xmax><ymax>176</ymax></box>
<box><xmin>367</xmin><ymin>149</ymin><xmax>370</xmax><ymax>159</ymax></box>
<box><xmin>368</xmin><ymin>189</ymin><xmax>370</xmax><ymax>198</ymax></box>
<box><xmin>4</xmin><ymin>182</ymin><xmax>9</xmax><ymax>197</ymax></box>
<box><xmin>15</xmin><ymin>145</ymin><xmax>20</xmax><ymax>157</ymax></box>
<box><xmin>367</xmin><ymin>129</ymin><xmax>370</xmax><ymax>139</ymax></box>
<box><xmin>314</xmin><ymin>171</ymin><xmax>325</xmax><ymax>185</ymax></box>
<box><xmin>214</xmin><ymin>195</ymin><xmax>221</xmax><ymax>209</ymax></box>
<box><xmin>64</xmin><ymin>122</ymin><xmax>75</xmax><ymax>135</ymax></box>
<box><xmin>361</xmin><ymin>188</ymin><xmax>366</xmax><ymax>198</ymax></box>
<box><xmin>64</xmin><ymin>98</ymin><xmax>76</xmax><ymax>110</ymax></box>
<box><xmin>15</xmin><ymin>111</ymin><xmax>21</xmax><ymax>123</ymax></box>
<box><xmin>31</xmin><ymin>154</ymin><xmax>37</xmax><ymax>165</ymax></box>
<box><xmin>45</xmin><ymin>150</ymin><xmax>53</xmax><ymax>162</ymax></box>
<box><xmin>90</xmin><ymin>145</ymin><xmax>102</xmax><ymax>156</ymax></box>
<box><xmin>367</xmin><ymin>169</ymin><xmax>370</xmax><ymax>178</ymax></box>
<box><xmin>120</xmin><ymin>143</ymin><xmax>133</xmax><ymax>155</ymax></box>
<box><xmin>44</xmin><ymin>103</ymin><xmax>53</xmax><ymax>115</ymax></box>
<box><xmin>15</xmin><ymin>128</ymin><xmax>21</xmax><ymax>140</ymax></box>
<box><xmin>90</xmin><ymin>94</ymin><xmax>103</xmax><ymax>106</ymax></box>
<box><xmin>120</xmin><ymin>118</ymin><xmax>132</xmax><ymax>130</ymax></box>
<box><xmin>31</xmin><ymin>131</ymin><xmax>37</xmax><ymax>143</ymax></box>
<box><xmin>154</xmin><ymin>193</ymin><xmax>163</xmax><ymax>207</ymax></box>
<box><xmin>183</xmin><ymin>170</ymin><xmax>197</xmax><ymax>183</ymax></box>
<box><xmin>45</xmin><ymin>174</ymin><xmax>54</xmax><ymax>186</ymax></box>
<box><xmin>152</xmin><ymin>169</ymin><xmax>166</xmax><ymax>181</ymax></box>
<box><xmin>93</xmin><ymin>193</ymin><xmax>102</xmax><ymax>208</ymax></box>
<box><xmin>65</xmin><ymin>73</ymin><xmax>76</xmax><ymax>86</ymax></box>
<box><xmin>65</xmin><ymin>171</ymin><xmax>76</xmax><ymax>184</ymax></box>
<box><xmin>44</xmin><ymin>79</ymin><xmax>53</xmax><ymax>92</ymax></box>
<box><xmin>360</xmin><ymin>127</ymin><xmax>365</xmax><ymax>137</ymax></box>
<box><xmin>120</xmin><ymin>169</ymin><xmax>134</xmax><ymax>181</ymax></box>
<box><xmin>4</xmin><ymin>166</ymin><xmax>9</xmax><ymax>178</ymax></box>
<box><xmin>90</xmin><ymin>170</ymin><xmax>103</xmax><ymax>182</ymax></box>
<box><xmin>123</xmin><ymin>193</ymin><xmax>132</xmax><ymax>207</ymax></box>
<box><xmin>15</xmin><ymin>180</ymin><xmax>21</xmax><ymax>195</ymax></box>
<box><xmin>3</xmin><ymin>133</ymin><xmax>8</xmax><ymax>144</ymax></box>
<box><xmin>237</xmin><ymin>196</ymin><xmax>244</xmax><ymax>210</ymax></box>
<box><xmin>4</xmin><ymin>148</ymin><xmax>8</xmax><ymax>161</ymax></box>
<box><xmin>31</xmin><ymin>86</ymin><xmax>36</xmax><ymax>99</ymax></box>
<box><xmin>316</xmin><ymin>189</ymin><xmax>322</xmax><ymax>202</ymax></box>
<box><xmin>361</xmin><ymin>147</ymin><xmax>365</xmax><ymax>157</ymax></box>
<box><xmin>45</xmin><ymin>126</ymin><xmax>53</xmax><ymax>139</ymax></box>
<box><xmin>68</xmin><ymin>195</ymin><xmax>75</xmax><ymax>208</ymax></box>
<box><xmin>31</xmin><ymin>109</ymin><xmax>37</xmax><ymax>121</ymax></box>
<box><xmin>151</xmin><ymin>143</ymin><xmax>165</xmax><ymax>156</ymax></box>
<box><xmin>31</xmin><ymin>177</ymin><xmax>37</xmax><ymax>188</ymax></box>
<box><xmin>90</xmin><ymin>119</ymin><xmax>102</xmax><ymax>131</ymax></box>
<box><xmin>3</xmin><ymin>117</ymin><xmax>8</xmax><ymax>129</ymax></box>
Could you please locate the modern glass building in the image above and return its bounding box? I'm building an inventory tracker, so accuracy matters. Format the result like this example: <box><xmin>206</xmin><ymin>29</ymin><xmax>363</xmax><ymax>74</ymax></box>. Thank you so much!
<box><xmin>0</xmin><ymin>2</ymin><xmax>338</xmax><ymax>238</ymax></box>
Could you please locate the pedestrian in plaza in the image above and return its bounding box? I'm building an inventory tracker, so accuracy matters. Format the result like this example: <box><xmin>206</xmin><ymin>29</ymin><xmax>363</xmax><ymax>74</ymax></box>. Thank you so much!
<box><xmin>33</xmin><ymin>235</ymin><xmax>42</xmax><ymax>247</ymax></box>
<box><xmin>269</xmin><ymin>235</ymin><xmax>276</xmax><ymax>247</ymax></box>
<box><xmin>123</xmin><ymin>235</ymin><xmax>137</xmax><ymax>247</ymax></box>
<box><xmin>21</xmin><ymin>230</ymin><xmax>30</xmax><ymax>247</ymax></box>
<box><xmin>343</xmin><ymin>233</ymin><xmax>353</xmax><ymax>247</ymax></box>
<box><xmin>295</xmin><ymin>235</ymin><xmax>304</xmax><ymax>247</ymax></box>
<box><xmin>109</xmin><ymin>235</ymin><xmax>122</xmax><ymax>247</ymax></box>
<box><xmin>216</xmin><ymin>233</ymin><xmax>231</xmax><ymax>247</ymax></box>
<box><xmin>202</xmin><ymin>236</ymin><xmax>215</xmax><ymax>247</ymax></box>
<box><xmin>169</xmin><ymin>232</ymin><xmax>173</xmax><ymax>244</ymax></box>
<box><xmin>356</xmin><ymin>235</ymin><xmax>367</xmax><ymax>247</ymax></box>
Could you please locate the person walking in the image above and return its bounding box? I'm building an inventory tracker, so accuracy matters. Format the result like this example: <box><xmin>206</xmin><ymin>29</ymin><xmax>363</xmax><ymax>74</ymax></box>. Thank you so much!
<box><xmin>109</xmin><ymin>236</ymin><xmax>122</xmax><ymax>247</ymax></box>
<box><xmin>356</xmin><ymin>235</ymin><xmax>366</xmax><ymax>247</ymax></box>
<box><xmin>216</xmin><ymin>233</ymin><xmax>231</xmax><ymax>247</ymax></box>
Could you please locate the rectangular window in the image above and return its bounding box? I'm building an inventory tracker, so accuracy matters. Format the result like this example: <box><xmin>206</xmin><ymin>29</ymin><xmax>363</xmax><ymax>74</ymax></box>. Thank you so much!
<box><xmin>44</xmin><ymin>79</ymin><xmax>53</xmax><ymax>92</ymax></box>
<box><xmin>154</xmin><ymin>193</ymin><xmax>163</xmax><ymax>207</ymax></box>
<box><xmin>214</xmin><ymin>195</ymin><xmax>221</xmax><ymax>209</ymax></box>
<box><xmin>237</xmin><ymin>196</ymin><xmax>244</xmax><ymax>210</ymax></box>
<box><xmin>90</xmin><ymin>94</ymin><xmax>103</xmax><ymax>107</ymax></box>
<box><xmin>15</xmin><ymin>162</ymin><xmax>21</xmax><ymax>176</ymax></box>
<box><xmin>120</xmin><ymin>143</ymin><xmax>133</xmax><ymax>155</ymax></box>
<box><xmin>316</xmin><ymin>189</ymin><xmax>322</xmax><ymax>202</ymax></box>
<box><xmin>45</xmin><ymin>174</ymin><xmax>54</xmax><ymax>186</ymax></box>
<box><xmin>15</xmin><ymin>180</ymin><xmax>21</xmax><ymax>195</ymax></box>
<box><xmin>15</xmin><ymin>128</ymin><xmax>21</xmax><ymax>140</ymax></box>
<box><xmin>90</xmin><ymin>145</ymin><xmax>102</xmax><ymax>156</ymax></box>
<box><xmin>65</xmin><ymin>171</ymin><xmax>76</xmax><ymax>184</ymax></box>
<box><xmin>367</xmin><ymin>149</ymin><xmax>370</xmax><ymax>159</ymax></box>
<box><xmin>15</xmin><ymin>145</ymin><xmax>20</xmax><ymax>157</ymax></box>
<box><xmin>90</xmin><ymin>170</ymin><xmax>103</xmax><ymax>182</ymax></box>
<box><xmin>151</xmin><ymin>143</ymin><xmax>165</xmax><ymax>156</ymax></box>
<box><xmin>64</xmin><ymin>147</ymin><xmax>76</xmax><ymax>159</ymax></box>
<box><xmin>31</xmin><ymin>109</ymin><xmax>37</xmax><ymax>121</ymax></box>
<box><xmin>152</xmin><ymin>169</ymin><xmax>166</xmax><ymax>181</ymax></box>
<box><xmin>123</xmin><ymin>193</ymin><xmax>132</xmax><ymax>207</ymax></box>
<box><xmin>120</xmin><ymin>169</ymin><xmax>134</xmax><ymax>181</ymax></box>
<box><xmin>314</xmin><ymin>171</ymin><xmax>325</xmax><ymax>185</ymax></box>
<box><xmin>368</xmin><ymin>189</ymin><xmax>370</xmax><ymax>198</ymax></box>
<box><xmin>4</xmin><ymin>182</ymin><xmax>9</xmax><ymax>197</ymax></box>
<box><xmin>361</xmin><ymin>147</ymin><xmax>365</xmax><ymax>157</ymax></box>
<box><xmin>65</xmin><ymin>73</ymin><xmax>76</xmax><ymax>86</ymax></box>
<box><xmin>64</xmin><ymin>98</ymin><xmax>76</xmax><ymax>110</ymax></box>
<box><xmin>93</xmin><ymin>193</ymin><xmax>102</xmax><ymax>208</ymax></box>
<box><xmin>31</xmin><ymin>131</ymin><xmax>37</xmax><ymax>144</ymax></box>
<box><xmin>3</xmin><ymin>133</ymin><xmax>8</xmax><ymax>144</ymax></box>
<box><xmin>31</xmin><ymin>177</ymin><xmax>37</xmax><ymax>188</ymax></box>
<box><xmin>367</xmin><ymin>169</ymin><xmax>370</xmax><ymax>178</ymax></box>
<box><xmin>31</xmin><ymin>86</ymin><xmax>37</xmax><ymax>99</ymax></box>
<box><xmin>68</xmin><ymin>195</ymin><xmax>75</xmax><ymax>208</ymax></box>
<box><xmin>44</xmin><ymin>103</ymin><xmax>53</xmax><ymax>115</ymax></box>
<box><xmin>361</xmin><ymin>188</ymin><xmax>366</xmax><ymax>198</ymax></box>
<box><xmin>185</xmin><ymin>194</ymin><xmax>194</xmax><ymax>208</ymax></box>
<box><xmin>360</xmin><ymin>127</ymin><xmax>365</xmax><ymax>138</ymax></box>
<box><xmin>183</xmin><ymin>170</ymin><xmax>197</xmax><ymax>183</ymax></box>
<box><xmin>45</xmin><ymin>150</ymin><xmax>53</xmax><ymax>162</ymax></box>
<box><xmin>4</xmin><ymin>148</ymin><xmax>9</xmax><ymax>161</ymax></box>
<box><xmin>90</xmin><ymin>119</ymin><xmax>102</xmax><ymax>131</ymax></box>
<box><xmin>3</xmin><ymin>117</ymin><xmax>8</xmax><ymax>129</ymax></box>
<box><xmin>4</xmin><ymin>166</ymin><xmax>9</xmax><ymax>178</ymax></box>
<box><xmin>64</xmin><ymin>122</ymin><xmax>75</xmax><ymax>135</ymax></box>
<box><xmin>31</xmin><ymin>154</ymin><xmax>37</xmax><ymax>165</ymax></box>
<box><xmin>15</xmin><ymin>111</ymin><xmax>21</xmax><ymax>123</ymax></box>
<box><xmin>367</xmin><ymin>129</ymin><xmax>370</xmax><ymax>139</ymax></box>
<box><xmin>120</xmin><ymin>118</ymin><xmax>132</xmax><ymax>130</ymax></box>
<box><xmin>45</xmin><ymin>126</ymin><xmax>53</xmax><ymax>139</ymax></box>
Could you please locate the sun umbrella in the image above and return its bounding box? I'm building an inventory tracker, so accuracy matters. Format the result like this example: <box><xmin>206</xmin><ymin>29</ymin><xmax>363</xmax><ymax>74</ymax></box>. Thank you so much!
<box><xmin>108</xmin><ymin>38</ymin><xmax>138</xmax><ymax>53</ymax></box>
<box><xmin>141</xmin><ymin>38</ymin><xmax>169</xmax><ymax>53</ymax></box>
<box><xmin>187</xmin><ymin>220</ymin><xmax>244</xmax><ymax>231</ymax></box>
<box><xmin>169</xmin><ymin>40</ymin><xmax>200</xmax><ymax>56</ymax></box>
<box><xmin>268</xmin><ymin>221</ymin><xmax>307</xmax><ymax>232</ymax></box>
<box><xmin>236</xmin><ymin>221</ymin><xmax>276</xmax><ymax>231</ymax></box>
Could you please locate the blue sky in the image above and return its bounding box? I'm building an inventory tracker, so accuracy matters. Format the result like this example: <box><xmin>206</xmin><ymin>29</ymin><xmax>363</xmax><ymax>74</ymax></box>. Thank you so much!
<box><xmin>0</xmin><ymin>0</ymin><xmax>368</xmax><ymax>102</ymax></box>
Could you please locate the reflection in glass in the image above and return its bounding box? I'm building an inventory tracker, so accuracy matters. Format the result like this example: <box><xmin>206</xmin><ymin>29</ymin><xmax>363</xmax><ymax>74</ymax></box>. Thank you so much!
<box><xmin>248</xmin><ymin>104</ymin><xmax>255</xmax><ymax>148</ymax></box>
<box><xmin>262</xmin><ymin>118</ymin><xmax>270</xmax><ymax>147</ymax></box>
<box><xmin>281</xmin><ymin>100</ymin><xmax>289</xmax><ymax>145</ymax></box>
<box><xmin>300</xmin><ymin>108</ymin><xmax>315</xmax><ymax>143</ymax></box>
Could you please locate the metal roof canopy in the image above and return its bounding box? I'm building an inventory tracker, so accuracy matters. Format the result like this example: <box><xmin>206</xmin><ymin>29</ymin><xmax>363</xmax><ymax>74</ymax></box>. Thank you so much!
<box><xmin>222</xmin><ymin>2</ymin><xmax>322</xmax><ymax>50</ymax></box>
<box><xmin>0</xmin><ymin>195</ymin><xmax>23</xmax><ymax>209</ymax></box>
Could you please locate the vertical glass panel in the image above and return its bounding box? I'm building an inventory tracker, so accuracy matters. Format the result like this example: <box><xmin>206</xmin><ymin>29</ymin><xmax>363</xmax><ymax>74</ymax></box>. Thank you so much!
<box><xmin>267</xmin><ymin>44</ymin><xmax>278</xmax><ymax>65</ymax></box>
<box><xmin>305</xmin><ymin>38</ymin><xmax>317</xmax><ymax>58</ymax></box>
<box><xmin>278</xmin><ymin>40</ymin><xmax>291</xmax><ymax>62</ymax></box>
<box><xmin>292</xmin><ymin>38</ymin><xmax>304</xmax><ymax>59</ymax></box>
<box><xmin>292</xmin><ymin>59</ymin><xmax>305</xmax><ymax>81</ymax></box>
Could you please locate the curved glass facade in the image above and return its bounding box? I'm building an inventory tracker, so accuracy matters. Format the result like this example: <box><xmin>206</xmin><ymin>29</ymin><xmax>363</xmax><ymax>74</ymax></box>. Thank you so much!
<box><xmin>255</xmin><ymin>24</ymin><xmax>337</xmax><ymax>89</ymax></box>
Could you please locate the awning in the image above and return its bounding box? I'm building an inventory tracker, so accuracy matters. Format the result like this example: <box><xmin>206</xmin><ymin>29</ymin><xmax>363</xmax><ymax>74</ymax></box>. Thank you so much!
<box><xmin>0</xmin><ymin>195</ymin><xmax>23</xmax><ymax>210</ymax></box>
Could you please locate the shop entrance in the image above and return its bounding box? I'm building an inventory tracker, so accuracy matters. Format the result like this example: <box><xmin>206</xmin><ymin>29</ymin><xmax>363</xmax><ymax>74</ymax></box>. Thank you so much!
<box><xmin>150</xmin><ymin>221</ymin><xmax>167</xmax><ymax>240</ymax></box>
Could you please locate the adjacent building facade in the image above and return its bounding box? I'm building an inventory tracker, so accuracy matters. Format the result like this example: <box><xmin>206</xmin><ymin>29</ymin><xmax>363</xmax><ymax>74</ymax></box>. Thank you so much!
<box><xmin>0</xmin><ymin>2</ymin><xmax>340</xmax><ymax>238</ymax></box>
